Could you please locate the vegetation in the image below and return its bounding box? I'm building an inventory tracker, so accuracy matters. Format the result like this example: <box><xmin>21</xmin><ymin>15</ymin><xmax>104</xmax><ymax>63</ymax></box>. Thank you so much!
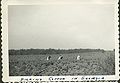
<box><xmin>9</xmin><ymin>51</ymin><xmax>115</xmax><ymax>76</ymax></box>
<box><xmin>9</xmin><ymin>48</ymin><xmax>105</xmax><ymax>55</ymax></box>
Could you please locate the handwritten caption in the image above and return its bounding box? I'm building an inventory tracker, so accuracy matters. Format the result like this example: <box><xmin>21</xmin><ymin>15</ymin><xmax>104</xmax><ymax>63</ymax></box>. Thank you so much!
<box><xmin>19</xmin><ymin>76</ymin><xmax>104</xmax><ymax>83</ymax></box>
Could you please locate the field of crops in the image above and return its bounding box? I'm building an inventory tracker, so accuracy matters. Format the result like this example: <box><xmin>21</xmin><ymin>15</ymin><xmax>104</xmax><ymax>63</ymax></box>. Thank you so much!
<box><xmin>9</xmin><ymin>51</ymin><xmax>115</xmax><ymax>76</ymax></box>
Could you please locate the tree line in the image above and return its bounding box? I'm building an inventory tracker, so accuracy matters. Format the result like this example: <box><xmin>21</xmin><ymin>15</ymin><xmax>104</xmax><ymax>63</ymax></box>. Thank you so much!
<box><xmin>9</xmin><ymin>48</ymin><xmax>105</xmax><ymax>55</ymax></box>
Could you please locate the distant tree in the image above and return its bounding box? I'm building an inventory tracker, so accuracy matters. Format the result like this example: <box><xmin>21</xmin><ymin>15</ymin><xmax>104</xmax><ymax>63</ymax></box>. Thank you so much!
<box><xmin>113</xmin><ymin>49</ymin><xmax>115</xmax><ymax>51</ymax></box>
<box><xmin>9</xmin><ymin>48</ymin><xmax>106</xmax><ymax>55</ymax></box>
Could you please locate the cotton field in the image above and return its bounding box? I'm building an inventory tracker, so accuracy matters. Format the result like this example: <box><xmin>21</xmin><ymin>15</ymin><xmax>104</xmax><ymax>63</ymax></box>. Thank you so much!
<box><xmin>9</xmin><ymin>51</ymin><xmax>115</xmax><ymax>76</ymax></box>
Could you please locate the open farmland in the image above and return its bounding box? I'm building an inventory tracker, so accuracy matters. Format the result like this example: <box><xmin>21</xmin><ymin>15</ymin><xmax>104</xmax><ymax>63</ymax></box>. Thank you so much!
<box><xmin>9</xmin><ymin>51</ymin><xmax>115</xmax><ymax>76</ymax></box>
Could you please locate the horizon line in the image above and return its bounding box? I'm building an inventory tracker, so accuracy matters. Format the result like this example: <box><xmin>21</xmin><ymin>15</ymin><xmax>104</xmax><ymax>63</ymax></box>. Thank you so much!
<box><xmin>9</xmin><ymin>48</ymin><xmax>114</xmax><ymax>51</ymax></box>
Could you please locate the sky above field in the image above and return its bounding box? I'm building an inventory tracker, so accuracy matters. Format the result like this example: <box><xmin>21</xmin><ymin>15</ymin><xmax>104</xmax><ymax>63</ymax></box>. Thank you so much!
<box><xmin>8</xmin><ymin>4</ymin><xmax>115</xmax><ymax>50</ymax></box>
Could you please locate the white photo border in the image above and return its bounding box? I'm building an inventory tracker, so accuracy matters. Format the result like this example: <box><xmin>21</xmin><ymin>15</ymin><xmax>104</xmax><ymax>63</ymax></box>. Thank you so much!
<box><xmin>1</xmin><ymin>0</ymin><xmax>119</xmax><ymax>82</ymax></box>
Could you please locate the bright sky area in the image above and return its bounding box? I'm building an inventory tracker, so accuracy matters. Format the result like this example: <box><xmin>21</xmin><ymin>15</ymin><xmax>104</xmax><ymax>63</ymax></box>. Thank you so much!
<box><xmin>8</xmin><ymin>4</ymin><xmax>115</xmax><ymax>50</ymax></box>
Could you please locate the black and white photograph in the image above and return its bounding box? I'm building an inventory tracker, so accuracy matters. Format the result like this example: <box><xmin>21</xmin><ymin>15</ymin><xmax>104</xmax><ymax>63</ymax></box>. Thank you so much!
<box><xmin>1</xmin><ymin>0</ymin><xmax>119</xmax><ymax>82</ymax></box>
<box><xmin>8</xmin><ymin>4</ymin><xmax>115</xmax><ymax>76</ymax></box>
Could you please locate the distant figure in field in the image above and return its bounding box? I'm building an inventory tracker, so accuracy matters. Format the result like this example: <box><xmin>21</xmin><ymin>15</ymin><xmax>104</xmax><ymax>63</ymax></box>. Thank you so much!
<box><xmin>77</xmin><ymin>55</ymin><xmax>81</xmax><ymax>60</ymax></box>
<box><xmin>58</xmin><ymin>55</ymin><xmax>63</xmax><ymax>60</ymax></box>
<box><xmin>47</xmin><ymin>56</ymin><xmax>51</xmax><ymax>60</ymax></box>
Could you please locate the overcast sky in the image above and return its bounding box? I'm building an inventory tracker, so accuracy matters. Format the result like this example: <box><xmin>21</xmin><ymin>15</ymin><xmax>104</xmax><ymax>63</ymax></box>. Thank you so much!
<box><xmin>8</xmin><ymin>4</ymin><xmax>114</xmax><ymax>50</ymax></box>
